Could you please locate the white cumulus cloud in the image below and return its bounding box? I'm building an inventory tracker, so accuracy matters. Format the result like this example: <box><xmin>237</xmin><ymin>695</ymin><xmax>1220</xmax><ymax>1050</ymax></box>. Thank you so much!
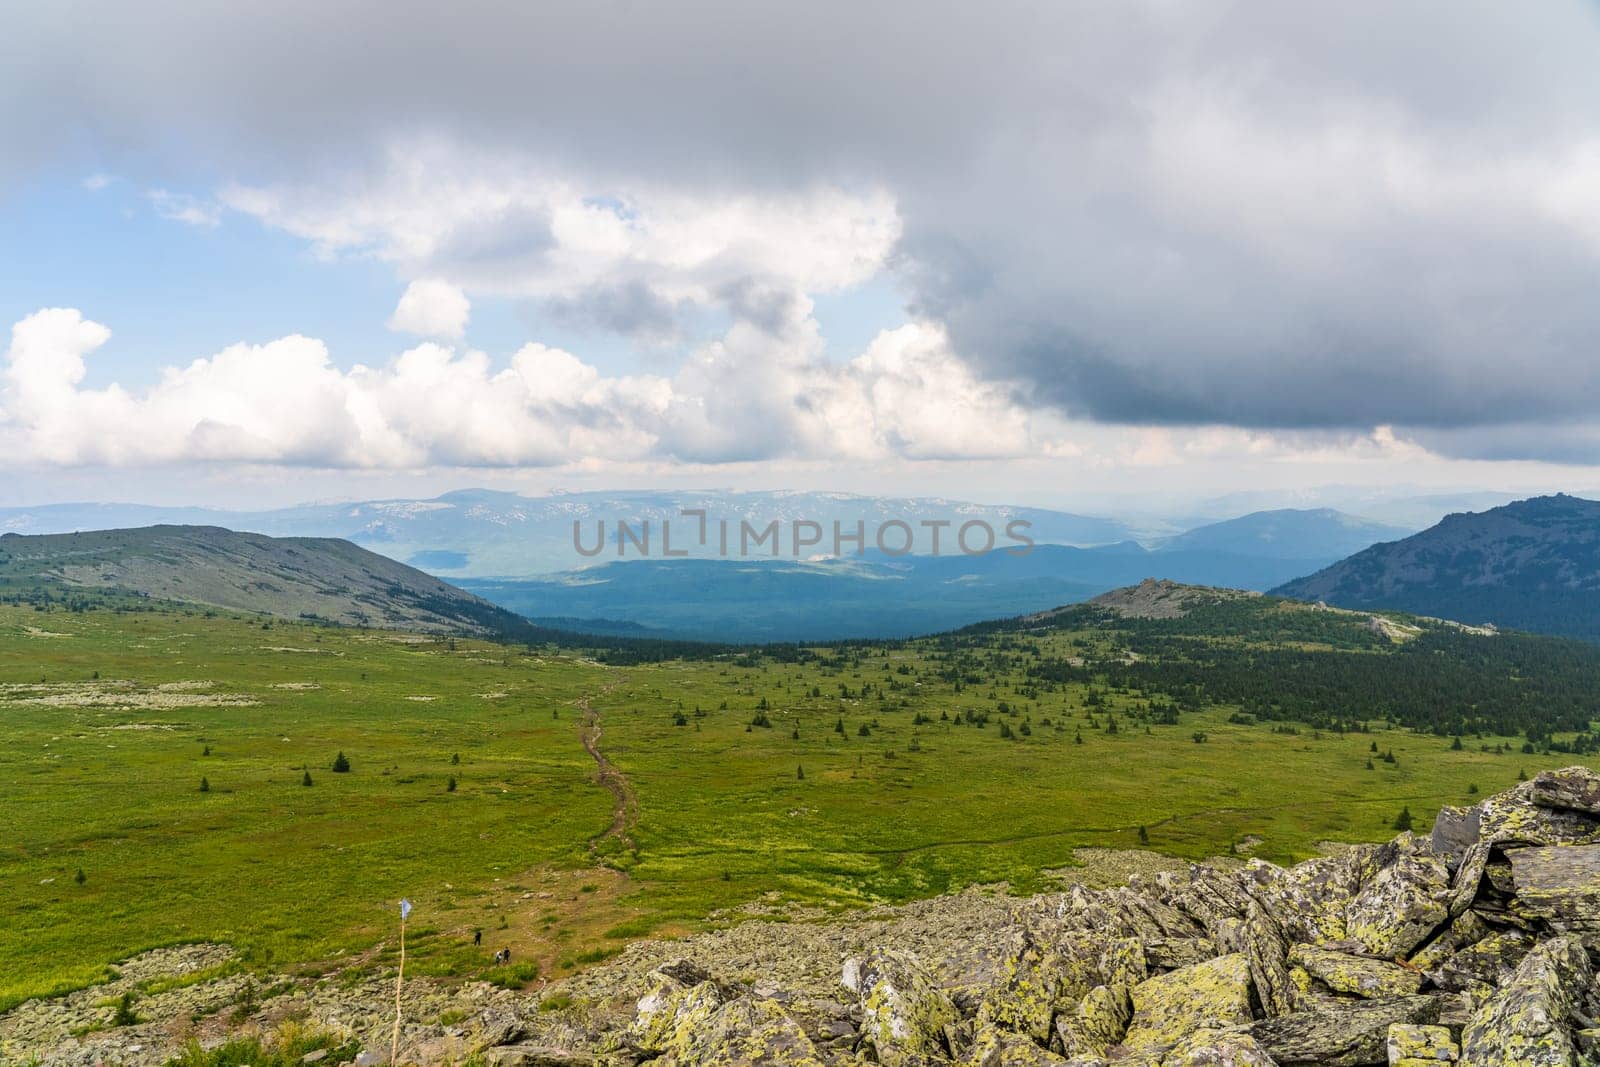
<box><xmin>221</xmin><ymin>145</ymin><xmax>901</xmax><ymax>340</ymax></box>
<box><xmin>0</xmin><ymin>307</ymin><xmax>1050</xmax><ymax>472</ymax></box>
<box><xmin>387</xmin><ymin>279</ymin><xmax>470</xmax><ymax>339</ymax></box>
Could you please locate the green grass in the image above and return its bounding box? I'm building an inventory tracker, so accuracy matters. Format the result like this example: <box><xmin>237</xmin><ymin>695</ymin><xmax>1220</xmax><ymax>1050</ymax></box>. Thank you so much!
<box><xmin>0</xmin><ymin>605</ymin><xmax>608</xmax><ymax>1009</ymax></box>
<box><xmin>0</xmin><ymin>599</ymin><xmax>1590</xmax><ymax>1011</ymax></box>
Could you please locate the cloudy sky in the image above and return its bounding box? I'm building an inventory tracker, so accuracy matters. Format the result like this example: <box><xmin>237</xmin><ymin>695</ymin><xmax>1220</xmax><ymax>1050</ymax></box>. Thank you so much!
<box><xmin>4</xmin><ymin>0</ymin><xmax>1600</xmax><ymax>513</ymax></box>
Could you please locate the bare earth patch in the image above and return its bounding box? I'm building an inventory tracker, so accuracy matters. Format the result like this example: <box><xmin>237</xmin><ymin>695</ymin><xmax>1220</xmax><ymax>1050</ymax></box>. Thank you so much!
<box><xmin>0</xmin><ymin>681</ymin><xmax>258</xmax><ymax>709</ymax></box>
<box><xmin>22</xmin><ymin>626</ymin><xmax>71</xmax><ymax>638</ymax></box>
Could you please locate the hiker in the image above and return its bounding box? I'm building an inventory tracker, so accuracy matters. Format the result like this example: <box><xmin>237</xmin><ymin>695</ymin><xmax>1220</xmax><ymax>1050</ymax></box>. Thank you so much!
<box><xmin>473</xmin><ymin>929</ymin><xmax>482</xmax><ymax>947</ymax></box>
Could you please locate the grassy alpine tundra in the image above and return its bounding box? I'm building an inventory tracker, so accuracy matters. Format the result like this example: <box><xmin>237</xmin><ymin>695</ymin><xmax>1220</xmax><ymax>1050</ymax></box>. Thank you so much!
<box><xmin>1</xmin><ymin>580</ymin><xmax>1597</xmax><ymax>1063</ymax></box>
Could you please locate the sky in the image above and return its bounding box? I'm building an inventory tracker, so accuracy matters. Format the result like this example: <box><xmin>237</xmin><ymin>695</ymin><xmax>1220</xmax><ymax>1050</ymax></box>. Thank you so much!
<box><xmin>4</xmin><ymin>1</ymin><xmax>1600</xmax><ymax>515</ymax></box>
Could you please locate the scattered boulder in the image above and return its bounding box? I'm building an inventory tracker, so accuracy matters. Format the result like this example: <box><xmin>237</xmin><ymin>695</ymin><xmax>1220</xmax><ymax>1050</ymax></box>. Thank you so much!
<box><xmin>1053</xmin><ymin>984</ymin><xmax>1130</xmax><ymax>1060</ymax></box>
<box><xmin>1387</xmin><ymin>1022</ymin><xmax>1458</xmax><ymax>1066</ymax></box>
<box><xmin>1460</xmin><ymin>935</ymin><xmax>1595</xmax><ymax>1067</ymax></box>
<box><xmin>1288</xmin><ymin>944</ymin><xmax>1423</xmax><ymax>999</ymax></box>
<box><xmin>1121</xmin><ymin>954</ymin><xmax>1254</xmax><ymax>1053</ymax></box>
<box><xmin>482</xmin><ymin>1046</ymin><xmax>597</xmax><ymax>1066</ymax></box>
<box><xmin>1477</xmin><ymin>780</ymin><xmax>1600</xmax><ymax>848</ymax></box>
<box><xmin>1342</xmin><ymin>835</ymin><xmax>1453</xmax><ymax>958</ymax></box>
<box><xmin>627</xmin><ymin>967</ymin><xmax>727</xmax><ymax>1056</ymax></box>
<box><xmin>1430</xmin><ymin>806</ymin><xmax>1482</xmax><ymax>864</ymax></box>
<box><xmin>1430</xmin><ymin>930</ymin><xmax>1536</xmax><ymax>995</ymax></box>
<box><xmin>1249</xmin><ymin>996</ymin><xmax>1441</xmax><ymax>1066</ymax></box>
<box><xmin>967</xmin><ymin>1020</ymin><xmax>1073</xmax><ymax>1066</ymax></box>
<box><xmin>1503</xmin><ymin>844</ymin><xmax>1600</xmax><ymax>932</ymax></box>
<box><xmin>843</xmin><ymin>948</ymin><xmax>959</xmax><ymax>1066</ymax></box>
<box><xmin>668</xmin><ymin>996</ymin><xmax>826</xmax><ymax>1067</ymax></box>
<box><xmin>1529</xmin><ymin>766</ymin><xmax>1600</xmax><ymax>817</ymax></box>
<box><xmin>1160</xmin><ymin>1028</ymin><xmax>1280</xmax><ymax>1066</ymax></box>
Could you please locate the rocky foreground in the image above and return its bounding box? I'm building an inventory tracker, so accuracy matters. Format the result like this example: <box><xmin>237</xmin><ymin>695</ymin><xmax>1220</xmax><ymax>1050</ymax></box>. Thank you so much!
<box><xmin>7</xmin><ymin>771</ymin><xmax>1600</xmax><ymax>1066</ymax></box>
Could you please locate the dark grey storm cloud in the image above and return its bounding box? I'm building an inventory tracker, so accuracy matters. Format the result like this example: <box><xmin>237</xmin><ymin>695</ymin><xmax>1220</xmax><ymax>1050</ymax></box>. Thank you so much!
<box><xmin>8</xmin><ymin>0</ymin><xmax>1600</xmax><ymax>455</ymax></box>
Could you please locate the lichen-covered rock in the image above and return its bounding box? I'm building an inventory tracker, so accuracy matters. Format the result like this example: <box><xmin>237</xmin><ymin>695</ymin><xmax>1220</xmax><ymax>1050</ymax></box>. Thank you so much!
<box><xmin>1446</xmin><ymin>842</ymin><xmax>1490</xmax><ymax>917</ymax></box>
<box><xmin>1053</xmin><ymin>984</ymin><xmax>1130</xmax><ymax>1060</ymax></box>
<box><xmin>1477</xmin><ymin>781</ymin><xmax>1600</xmax><ymax>848</ymax></box>
<box><xmin>978</xmin><ymin>930</ymin><xmax>1142</xmax><ymax>1044</ymax></box>
<box><xmin>1145</xmin><ymin>938</ymin><xmax>1219</xmax><ymax>970</ymax></box>
<box><xmin>975</xmin><ymin>930</ymin><xmax>1083</xmax><ymax>1043</ymax></box>
<box><xmin>1408</xmin><ymin>910</ymin><xmax>1487</xmax><ymax>973</ymax></box>
<box><xmin>1239</xmin><ymin>835</ymin><xmax>1451</xmax><ymax>960</ymax></box>
<box><xmin>1459</xmin><ymin>935</ymin><xmax>1594</xmax><ymax>1067</ymax></box>
<box><xmin>967</xmin><ymin>1020</ymin><xmax>1073</xmax><ymax>1066</ymax></box>
<box><xmin>1288</xmin><ymin>944</ymin><xmax>1423</xmax><ymax>999</ymax></box>
<box><xmin>1387</xmin><ymin>1022</ymin><xmax>1457</xmax><ymax>1064</ymax></box>
<box><xmin>1121</xmin><ymin>954</ymin><xmax>1254</xmax><ymax>1053</ymax></box>
<box><xmin>1342</xmin><ymin>834</ymin><xmax>1453</xmax><ymax>959</ymax></box>
<box><xmin>843</xmin><ymin>948</ymin><xmax>958</xmax><ymax>1066</ymax></box>
<box><xmin>627</xmin><ymin>972</ymin><xmax>726</xmax><ymax>1056</ymax></box>
<box><xmin>1249</xmin><ymin>996</ymin><xmax>1441</xmax><ymax>1066</ymax></box>
<box><xmin>1431</xmin><ymin>930</ymin><xmax>1536</xmax><ymax>995</ymax></box>
<box><xmin>482</xmin><ymin>1045</ymin><xmax>598</xmax><ymax>1066</ymax></box>
<box><xmin>1160</xmin><ymin>1028</ymin><xmax>1280</xmax><ymax>1066</ymax></box>
<box><xmin>1529</xmin><ymin>766</ymin><xmax>1600</xmax><ymax>817</ymax></box>
<box><xmin>1504</xmin><ymin>844</ymin><xmax>1600</xmax><ymax>932</ymax></box>
<box><xmin>1244</xmin><ymin>898</ymin><xmax>1299</xmax><ymax>1017</ymax></box>
<box><xmin>663</xmin><ymin>996</ymin><xmax>826</xmax><ymax>1067</ymax></box>
<box><xmin>1244</xmin><ymin>849</ymin><xmax>1370</xmax><ymax>946</ymax></box>
<box><xmin>1169</xmin><ymin>866</ymin><xmax>1261</xmax><ymax>947</ymax></box>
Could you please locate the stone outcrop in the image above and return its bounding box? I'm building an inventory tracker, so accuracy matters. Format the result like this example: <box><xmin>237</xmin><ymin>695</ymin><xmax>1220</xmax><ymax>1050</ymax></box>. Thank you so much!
<box><xmin>1459</xmin><ymin>935</ymin><xmax>1594</xmax><ymax>1067</ymax></box>
<box><xmin>6</xmin><ymin>770</ymin><xmax>1600</xmax><ymax>1066</ymax></box>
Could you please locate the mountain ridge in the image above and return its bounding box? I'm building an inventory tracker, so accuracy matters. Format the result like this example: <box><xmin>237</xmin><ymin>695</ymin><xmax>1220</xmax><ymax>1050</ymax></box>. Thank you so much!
<box><xmin>1157</xmin><ymin>507</ymin><xmax>1409</xmax><ymax>560</ymax></box>
<box><xmin>0</xmin><ymin>525</ymin><xmax>535</xmax><ymax>637</ymax></box>
<box><xmin>1272</xmin><ymin>494</ymin><xmax>1600</xmax><ymax>641</ymax></box>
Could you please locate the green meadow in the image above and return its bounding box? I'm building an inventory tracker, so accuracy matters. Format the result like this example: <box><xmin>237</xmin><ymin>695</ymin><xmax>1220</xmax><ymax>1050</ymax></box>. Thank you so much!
<box><xmin>0</xmin><ymin>600</ymin><xmax>1584</xmax><ymax>1011</ymax></box>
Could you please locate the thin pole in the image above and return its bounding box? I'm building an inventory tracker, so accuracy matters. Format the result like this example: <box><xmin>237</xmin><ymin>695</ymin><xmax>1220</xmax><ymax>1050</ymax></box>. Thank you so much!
<box><xmin>390</xmin><ymin>916</ymin><xmax>406</xmax><ymax>1064</ymax></box>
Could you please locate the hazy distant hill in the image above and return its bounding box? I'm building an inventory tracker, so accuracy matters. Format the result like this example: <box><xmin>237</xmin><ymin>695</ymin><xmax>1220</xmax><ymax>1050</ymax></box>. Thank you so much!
<box><xmin>1273</xmin><ymin>494</ymin><xmax>1600</xmax><ymax>641</ymax></box>
<box><xmin>0</xmin><ymin>526</ymin><xmax>534</xmax><ymax>636</ymax></box>
<box><xmin>1157</xmin><ymin>508</ymin><xmax>1408</xmax><ymax>560</ymax></box>
<box><xmin>461</xmin><ymin>542</ymin><xmax>1351</xmax><ymax>642</ymax></box>
<box><xmin>0</xmin><ymin>489</ymin><xmax>1136</xmax><ymax>577</ymax></box>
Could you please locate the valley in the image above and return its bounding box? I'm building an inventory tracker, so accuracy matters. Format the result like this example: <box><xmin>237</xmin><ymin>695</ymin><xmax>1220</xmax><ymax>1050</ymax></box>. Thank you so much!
<box><xmin>4</xmin><ymin>585</ymin><xmax>1592</xmax><ymax>1023</ymax></box>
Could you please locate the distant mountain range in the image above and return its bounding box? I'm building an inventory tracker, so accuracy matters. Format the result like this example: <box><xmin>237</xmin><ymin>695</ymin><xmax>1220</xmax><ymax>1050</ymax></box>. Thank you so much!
<box><xmin>0</xmin><ymin>490</ymin><xmax>1138</xmax><ymax>578</ymax></box>
<box><xmin>6</xmin><ymin>494</ymin><xmax>1590</xmax><ymax>647</ymax></box>
<box><xmin>0</xmin><ymin>526</ymin><xmax>533</xmax><ymax>637</ymax></box>
<box><xmin>1274</xmin><ymin>494</ymin><xmax>1600</xmax><ymax>641</ymax></box>
<box><xmin>0</xmin><ymin>495</ymin><xmax>1423</xmax><ymax>642</ymax></box>
<box><xmin>461</xmin><ymin>519</ymin><xmax>1387</xmax><ymax>642</ymax></box>
<box><xmin>1154</xmin><ymin>508</ymin><xmax>1408</xmax><ymax>560</ymax></box>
